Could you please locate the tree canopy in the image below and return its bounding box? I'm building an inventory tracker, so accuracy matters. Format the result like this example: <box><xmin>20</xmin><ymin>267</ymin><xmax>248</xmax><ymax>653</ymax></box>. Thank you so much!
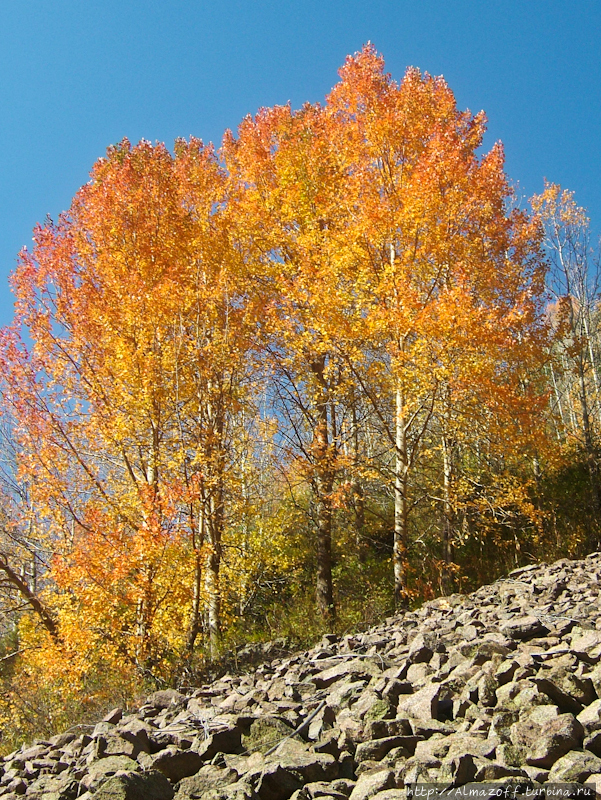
<box><xmin>0</xmin><ymin>45</ymin><xmax>595</xmax><ymax>749</ymax></box>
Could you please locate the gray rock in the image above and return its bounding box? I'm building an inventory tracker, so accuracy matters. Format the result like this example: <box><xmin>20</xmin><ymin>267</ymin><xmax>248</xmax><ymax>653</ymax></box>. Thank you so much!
<box><xmin>438</xmin><ymin>752</ymin><xmax>478</xmax><ymax>784</ymax></box>
<box><xmin>397</xmin><ymin>684</ymin><xmax>439</xmax><ymax>721</ymax></box>
<box><xmin>200</xmin><ymin>781</ymin><xmax>255</xmax><ymax>800</ymax></box>
<box><xmin>477</xmin><ymin>673</ymin><xmax>497</xmax><ymax>707</ymax></box>
<box><xmin>250</xmin><ymin>763</ymin><xmax>303</xmax><ymax>800</ymax></box>
<box><xmin>93</xmin><ymin>770</ymin><xmax>174</xmax><ymax>800</ymax></box>
<box><xmin>348</xmin><ymin>770</ymin><xmax>395</xmax><ymax>800</ymax></box>
<box><xmin>407</xmin><ymin>633</ymin><xmax>438</xmax><ymax>664</ymax></box>
<box><xmin>147</xmin><ymin>689</ymin><xmax>187</xmax><ymax>709</ymax></box>
<box><xmin>534</xmin><ymin>676</ymin><xmax>585</xmax><ymax>714</ymax></box>
<box><xmin>103</xmin><ymin>708</ymin><xmax>124</xmax><ymax>725</ymax></box>
<box><xmin>143</xmin><ymin>746</ymin><xmax>205</xmax><ymax>782</ymax></box>
<box><xmin>313</xmin><ymin>660</ymin><xmax>380</xmax><ymax>690</ymax></box>
<box><xmin>472</xmin><ymin>759</ymin><xmax>527</xmax><ymax>781</ymax></box>
<box><xmin>8</xmin><ymin>554</ymin><xmax>601</xmax><ymax>800</ymax></box>
<box><xmin>570</xmin><ymin>630</ymin><xmax>601</xmax><ymax>663</ymax></box>
<box><xmin>194</xmin><ymin>727</ymin><xmax>243</xmax><ymax>759</ymax></box>
<box><xmin>354</xmin><ymin>737</ymin><xmax>415</xmax><ymax>762</ymax></box>
<box><xmin>369</xmin><ymin>793</ymin><xmax>405</xmax><ymax>800</ymax></box>
<box><xmin>270</xmin><ymin>739</ymin><xmax>338</xmax><ymax>783</ymax></box>
<box><xmin>500</xmin><ymin>616</ymin><xmax>549</xmax><ymax>640</ymax></box>
<box><xmin>510</xmin><ymin>713</ymin><xmax>584</xmax><ymax>768</ymax></box>
<box><xmin>103</xmin><ymin>733</ymin><xmax>148</xmax><ymax>759</ymax></box>
<box><xmin>548</xmin><ymin>750</ymin><xmax>601</xmax><ymax>781</ymax></box>
<box><xmin>22</xmin><ymin>774</ymin><xmax>78</xmax><ymax>800</ymax></box>
<box><xmin>585</xmin><ymin>730</ymin><xmax>601</xmax><ymax>757</ymax></box>
<box><xmin>174</xmin><ymin>765</ymin><xmax>239</xmax><ymax>799</ymax></box>
<box><xmin>578</xmin><ymin>699</ymin><xmax>601</xmax><ymax>733</ymax></box>
<box><xmin>86</xmin><ymin>754</ymin><xmax>140</xmax><ymax>781</ymax></box>
<box><xmin>363</xmin><ymin>720</ymin><xmax>412</xmax><ymax>740</ymax></box>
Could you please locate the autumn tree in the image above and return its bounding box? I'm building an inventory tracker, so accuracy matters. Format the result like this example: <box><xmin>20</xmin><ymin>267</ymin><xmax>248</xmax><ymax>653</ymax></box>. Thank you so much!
<box><xmin>0</xmin><ymin>138</ymin><xmax>258</xmax><ymax>673</ymax></box>
<box><xmin>0</xmin><ymin>50</ymin><xmax>558</xmax><ymax>725</ymax></box>
<box><xmin>223</xmin><ymin>100</ymin><xmax>367</xmax><ymax>623</ymax></box>
<box><xmin>320</xmin><ymin>46</ymin><xmax>550</xmax><ymax>601</ymax></box>
<box><xmin>532</xmin><ymin>183</ymin><xmax>601</xmax><ymax>549</ymax></box>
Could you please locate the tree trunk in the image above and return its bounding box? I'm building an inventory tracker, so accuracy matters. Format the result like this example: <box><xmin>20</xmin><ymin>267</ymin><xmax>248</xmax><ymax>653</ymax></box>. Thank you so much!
<box><xmin>311</xmin><ymin>355</ymin><xmax>336</xmax><ymax>623</ymax></box>
<box><xmin>350</xmin><ymin>391</ymin><xmax>367</xmax><ymax>562</ymax></box>
<box><xmin>576</xmin><ymin>349</ymin><xmax>601</xmax><ymax>549</ymax></box>
<box><xmin>394</xmin><ymin>382</ymin><xmax>409</xmax><ymax>608</ymax></box>
<box><xmin>441</xmin><ymin>434</ymin><xmax>456</xmax><ymax>595</ymax></box>
<box><xmin>205</xmin><ymin>539</ymin><xmax>221</xmax><ymax>656</ymax></box>
<box><xmin>202</xmin><ymin>388</ymin><xmax>226</xmax><ymax>658</ymax></box>
<box><xmin>315</xmin><ymin>471</ymin><xmax>335</xmax><ymax>623</ymax></box>
<box><xmin>185</xmin><ymin>506</ymin><xmax>205</xmax><ymax>655</ymax></box>
<box><xmin>0</xmin><ymin>554</ymin><xmax>61</xmax><ymax>644</ymax></box>
<box><xmin>205</xmin><ymin>476</ymin><xmax>224</xmax><ymax>657</ymax></box>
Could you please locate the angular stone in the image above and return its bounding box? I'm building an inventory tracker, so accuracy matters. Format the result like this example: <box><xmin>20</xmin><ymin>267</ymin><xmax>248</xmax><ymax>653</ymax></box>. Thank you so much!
<box><xmin>355</xmin><ymin>736</ymin><xmax>417</xmax><ymax>762</ymax></box>
<box><xmin>313</xmin><ymin>732</ymin><xmax>339</xmax><ymax>758</ymax></box>
<box><xmin>578</xmin><ymin>699</ymin><xmax>601</xmax><ymax>733</ymax></box>
<box><xmin>22</xmin><ymin>774</ymin><xmax>79</xmax><ymax>800</ymax></box>
<box><xmin>409</xmin><ymin>719</ymin><xmax>454</xmax><ymax>738</ymax></box>
<box><xmin>103</xmin><ymin>733</ymin><xmax>147</xmax><ymax>759</ymax></box>
<box><xmin>363</xmin><ymin>719</ymin><xmax>412</xmax><ymax>740</ymax></box>
<box><xmin>118</xmin><ymin>718</ymin><xmax>155</xmax><ymax>751</ymax></box>
<box><xmin>239</xmin><ymin>716</ymin><xmax>294</xmax><ymax>760</ymax></box>
<box><xmin>93</xmin><ymin>770</ymin><xmax>174</xmax><ymax>800</ymax></box>
<box><xmin>405</xmin><ymin>663</ymin><xmax>432</xmax><ymax>685</ymax></box>
<box><xmin>445</xmin><ymin>734</ymin><xmax>496</xmax><ymax>761</ymax></box>
<box><xmin>473</xmin><ymin>759</ymin><xmax>527</xmax><ymax>780</ymax></box>
<box><xmin>349</xmin><ymin>770</ymin><xmax>395</xmax><ymax>800</ymax></box>
<box><xmin>495</xmin><ymin>660</ymin><xmax>520</xmax><ymax>685</ymax></box>
<box><xmin>407</xmin><ymin>633</ymin><xmax>437</xmax><ymax>664</ymax></box>
<box><xmin>362</xmin><ymin>699</ymin><xmax>395</xmax><ymax>723</ymax></box>
<box><xmin>571</xmin><ymin>630</ymin><xmax>601</xmax><ymax>663</ymax></box>
<box><xmin>471</xmin><ymin>642</ymin><xmax>511</xmax><ymax>665</ymax></box>
<box><xmin>187</xmin><ymin>698</ymin><xmax>218</xmax><ymax>721</ymax></box>
<box><xmin>208</xmin><ymin>782</ymin><xmax>260</xmax><ymax>800</ymax></box>
<box><xmin>87</xmin><ymin>755</ymin><xmax>140</xmax><ymax>780</ymax></box>
<box><xmin>414</xmin><ymin>737</ymin><xmax>451</xmax><ymax>761</ymax></box>
<box><xmin>313</xmin><ymin>659</ymin><xmax>380</xmax><ymax>690</ymax></box>
<box><xmin>147</xmin><ymin>689</ymin><xmax>187</xmax><ymax>709</ymax></box>
<box><xmin>534</xmin><ymin>676</ymin><xmax>585</xmax><ymax>714</ymax></box>
<box><xmin>438</xmin><ymin>752</ymin><xmax>478</xmax><ymax>784</ymax></box>
<box><xmin>144</xmin><ymin>746</ymin><xmax>204</xmax><ymax>782</ymax></box>
<box><xmin>250</xmin><ymin>763</ymin><xmax>302</xmax><ymax>800</ymax></box>
<box><xmin>368</xmin><ymin>793</ymin><xmax>405</xmax><ymax>800</ymax></box>
<box><xmin>477</xmin><ymin>673</ymin><xmax>497</xmax><ymax>707</ymax></box>
<box><xmin>496</xmin><ymin>742</ymin><xmax>527</xmax><ymax>768</ymax></box>
<box><xmin>352</xmin><ymin>690</ymin><xmax>384</xmax><ymax>720</ymax></box>
<box><xmin>174</xmin><ymin>765</ymin><xmax>239</xmax><ymax>799</ymax></box>
<box><xmin>397</xmin><ymin>685</ymin><xmax>439</xmax><ymax>721</ymax></box>
<box><xmin>271</xmin><ymin>739</ymin><xmax>338</xmax><ymax>783</ymax></box>
<box><xmin>307</xmin><ymin>705</ymin><xmax>336</xmax><ymax>741</ymax></box>
<box><xmin>20</xmin><ymin>745</ymin><xmax>48</xmax><ymax>761</ymax></box>
<box><xmin>500</xmin><ymin>616</ymin><xmax>549</xmax><ymax>640</ymax></box>
<box><xmin>194</xmin><ymin>727</ymin><xmax>243</xmax><ymax>759</ymax></box>
<box><xmin>585</xmin><ymin>730</ymin><xmax>601</xmax><ymax>757</ymax></box>
<box><xmin>103</xmin><ymin>708</ymin><xmax>123</xmax><ymax>725</ymax></box>
<box><xmin>548</xmin><ymin>750</ymin><xmax>601</xmax><ymax>781</ymax></box>
<box><xmin>540</xmin><ymin>660</ymin><xmax>596</xmax><ymax>705</ymax></box>
<box><xmin>513</xmin><ymin>685</ymin><xmax>555</xmax><ymax>710</ymax></box>
<box><xmin>327</xmin><ymin>680</ymin><xmax>366</xmax><ymax>710</ymax></box>
<box><xmin>526</xmin><ymin>704</ymin><xmax>561</xmax><ymax>724</ymax></box>
<box><xmin>381</xmin><ymin>680</ymin><xmax>412</xmax><ymax>705</ymax></box>
<box><xmin>511</xmin><ymin>713</ymin><xmax>584</xmax><ymax>768</ymax></box>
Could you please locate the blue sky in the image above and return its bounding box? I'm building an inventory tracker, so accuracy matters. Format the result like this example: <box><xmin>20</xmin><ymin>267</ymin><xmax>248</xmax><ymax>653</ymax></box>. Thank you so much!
<box><xmin>0</xmin><ymin>1</ymin><xmax>599</xmax><ymax>327</ymax></box>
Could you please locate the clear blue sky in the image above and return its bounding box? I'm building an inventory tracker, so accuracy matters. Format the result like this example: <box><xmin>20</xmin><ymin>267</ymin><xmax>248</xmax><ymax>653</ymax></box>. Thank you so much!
<box><xmin>0</xmin><ymin>1</ymin><xmax>599</xmax><ymax>327</ymax></box>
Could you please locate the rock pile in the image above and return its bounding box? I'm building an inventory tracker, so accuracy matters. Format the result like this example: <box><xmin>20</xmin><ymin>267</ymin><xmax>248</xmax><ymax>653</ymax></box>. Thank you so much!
<box><xmin>3</xmin><ymin>553</ymin><xmax>601</xmax><ymax>800</ymax></box>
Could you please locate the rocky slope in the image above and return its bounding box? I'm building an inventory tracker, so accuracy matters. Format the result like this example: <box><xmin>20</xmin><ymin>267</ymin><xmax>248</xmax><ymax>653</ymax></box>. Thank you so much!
<box><xmin>3</xmin><ymin>553</ymin><xmax>601</xmax><ymax>800</ymax></box>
